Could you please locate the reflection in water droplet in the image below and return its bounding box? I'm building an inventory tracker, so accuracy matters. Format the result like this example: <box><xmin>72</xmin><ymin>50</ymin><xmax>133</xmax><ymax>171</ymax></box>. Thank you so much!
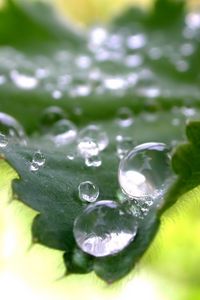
<box><xmin>78</xmin><ymin>125</ymin><xmax>109</xmax><ymax>152</ymax></box>
<box><xmin>0</xmin><ymin>112</ymin><xmax>26</xmax><ymax>144</ymax></box>
<box><xmin>78</xmin><ymin>181</ymin><xmax>99</xmax><ymax>202</ymax></box>
<box><xmin>73</xmin><ymin>200</ymin><xmax>138</xmax><ymax>257</ymax></box>
<box><xmin>116</xmin><ymin>107</ymin><xmax>134</xmax><ymax>128</ymax></box>
<box><xmin>0</xmin><ymin>133</ymin><xmax>8</xmax><ymax>148</ymax></box>
<box><xmin>118</xmin><ymin>142</ymin><xmax>173</xmax><ymax>203</ymax></box>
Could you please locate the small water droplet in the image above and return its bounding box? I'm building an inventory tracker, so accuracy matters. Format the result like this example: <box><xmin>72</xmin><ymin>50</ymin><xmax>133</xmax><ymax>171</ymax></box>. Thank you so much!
<box><xmin>126</xmin><ymin>33</ymin><xmax>147</xmax><ymax>50</ymax></box>
<box><xmin>10</xmin><ymin>70</ymin><xmax>38</xmax><ymax>90</ymax></box>
<box><xmin>85</xmin><ymin>154</ymin><xmax>102</xmax><ymax>167</ymax></box>
<box><xmin>118</xmin><ymin>142</ymin><xmax>173</xmax><ymax>203</ymax></box>
<box><xmin>32</xmin><ymin>150</ymin><xmax>45</xmax><ymax>166</ymax></box>
<box><xmin>116</xmin><ymin>136</ymin><xmax>134</xmax><ymax>159</ymax></box>
<box><xmin>73</xmin><ymin>200</ymin><xmax>138</xmax><ymax>257</ymax></box>
<box><xmin>78</xmin><ymin>125</ymin><xmax>109</xmax><ymax>152</ymax></box>
<box><xmin>66</xmin><ymin>154</ymin><xmax>75</xmax><ymax>160</ymax></box>
<box><xmin>52</xmin><ymin>90</ymin><xmax>62</xmax><ymax>100</ymax></box>
<box><xmin>30</xmin><ymin>150</ymin><xmax>45</xmax><ymax>172</ymax></box>
<box><xmin>48</xmin><ymin>119</ymin><xmax>77</xmax><ymax>146</ymax></box>
<box><xmin>116</xmin><ymin>107</ymin><xmax>134</xmax><ymax>128</ymax></box>
<box><xmin>78</xmin><ymin>181</ymin><xmax>99</xmax><ymax>203</ymax></box>
<box><xmin>0</xmin><ymin>133</ymin><xmax>8</xmax><ymax>148</ymax></box>
<box><xmin>40</xmin><ymin>106</ymin><xmax>66</xmax><ymax>131</ymax></box>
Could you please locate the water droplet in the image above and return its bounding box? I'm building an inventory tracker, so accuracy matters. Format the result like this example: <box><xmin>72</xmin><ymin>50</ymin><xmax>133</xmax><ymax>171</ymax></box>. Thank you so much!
<box><xmin>40</xmin><ymin>106</ymin><xmax>66</xmax><ymax>131</ymax></box>
<box><xmin>32</xmin><ymin>150</ymin><xmax>45</xmax><ymax>166</ymax></box>
<box><xmin>30</xmin><ymin>150</ymin><xmax>45</xmax><ymax>172</ymax></box>
<box><xmin>85</xmin><ymin>154</ymin><xmax>102</xmax><ymax>167</ymax></box>
<box><xmin>118</xmin><ymin>142</ymin><xmax>173</xmax><ymax>202</ymax></box>
<box><xmin>116</xmin><ymin>107</ymin><xmax>134</xmax><ymax>127</ymax></box>
<box><xmin>104</xmin><ymin>77</ymin><xmax>126</xmax><ymax>91</ymax></box>
<box><xmin>0</xmin><ymin>112</ymin><xmax>26</xmax><ymax>143</ymax></box>
<box><xmin>52</xmin><ymin>90</ymin><xmax>62</xmax><ymax>100</ymax></box>
<box><xmin>0</xmin><ymin>75</ymin><xmax>6</xmax><ymax>85</ymax></box>
<box><xmin>0</xmin><ymin>133</ymin><xmax>8</xmax><ymax>148</ymax></box>
<box><xmin>116</xmin><ymin>136</ymin><xmax>134</xmax><ymax>159</ymax></box>
<box><xmin>125</xmin><ymin>54</ymin><xmax>143</xmax><ymax>68</ymax></box>
<box><xmin>10</xmin><ymin>70</ymin><xmax>38</xmax><ymax>90</ymax></box>
<box><xmin>78</xmin><ymin>181</ymin><xmax>99</xmax><ymax>203</ymax></box>
<box><xmin>180</xmin><ymin>43</ymin><xmax>194</xmax><ymax>57</ymax></box>
<box><xmin>126</xmin><ymin>33</ymin><xmax>147</xmax><ymax>50</ymax></box>
<box><xmin>73</xmin><ymin>200</ymin><xmax>138</xmax><ymax>257</ymax></box>
<box><xmin>76</xmin><ymin>55</ymin><xmax>92</xmax><ymax>69</ymax></box>
<box><xmin>78</xmin><ymin>125</ymin><xmax>109</xmax><ymax>152</ymax></box>
<box><xmin>77</xmin><ymin>138</ymin><xmax>99</xmax><ymax>158</ymax></box>
<box><xmin>48</xmin><ymin>119</ymin><xmax>77</xmax><ymax>146</ymax></box>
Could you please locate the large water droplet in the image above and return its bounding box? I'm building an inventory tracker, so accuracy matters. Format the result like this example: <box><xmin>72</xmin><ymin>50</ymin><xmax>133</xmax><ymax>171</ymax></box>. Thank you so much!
<box><xmin>78</xmin><ymin>125</ymin><xmax>109</xmax><ymax>152</ymax></box>
<box><xmin>78</xmin><ymin>181</ymin><xmax>99</xmax><ymax>203</ymax></box>
<box><xmin>0</xmin><ymin>112</ymin><xmax>26</xmax><ymax>143</ymax></box>
<box><xmin>118</xmin><ymin>142</ymin><xmax>173</xmax><ymax>202</ymax></box>
<box><xmin>77</xmin><ymin>138</ymin><xmax>99</xmax><ymax>158</ymax></box>
<box><xmin>73</xmin><ymin>200</ymin><xmax>138</xmax><ymax>257</ymax></box>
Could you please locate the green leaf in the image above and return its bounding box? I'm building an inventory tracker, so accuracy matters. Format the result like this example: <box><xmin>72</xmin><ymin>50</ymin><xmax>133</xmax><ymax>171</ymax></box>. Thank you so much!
<box><xmin>162</xmin><ymin>120</ymin><xmax>200</xmax><ymax>213</ymax></box>
<box><xmin>0</xmin><ymin>0</ymin><xmax>200</xmax><ymax>283</ymax></box>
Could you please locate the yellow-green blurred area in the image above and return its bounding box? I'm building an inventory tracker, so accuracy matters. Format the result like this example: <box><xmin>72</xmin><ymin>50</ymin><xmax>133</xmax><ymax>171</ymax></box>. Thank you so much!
<box><xmin>0</xmin><ymin>0</ymin><xmax>200</xmax><ymax>25</ymax></box>
<box><xmin>0</xmin><ymin>0</ymin><xmax>200</xmax><ymax>300</ymax></box>
<box><xmin>55</xmin><ymin>0</ymin><xmax>200</xmax><ymax>25</ymax></box>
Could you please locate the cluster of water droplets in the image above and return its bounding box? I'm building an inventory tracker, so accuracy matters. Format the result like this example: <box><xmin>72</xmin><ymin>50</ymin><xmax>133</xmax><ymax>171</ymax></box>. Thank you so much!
<box><xmin>0</xmin><ymin>12</ymin><xmax>200</xmax><ymax>102</ymax></box>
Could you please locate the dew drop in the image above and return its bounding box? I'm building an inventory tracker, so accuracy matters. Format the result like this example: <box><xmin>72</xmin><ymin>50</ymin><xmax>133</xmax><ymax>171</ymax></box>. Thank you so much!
<box><xmin>32</xmin><ymin>150</ymin><xmax>45</xmax><ymax>166</ymax></box>
<box><xmin>126</xmin><ymin>33</ymin><xmax>147</xmax><ymax>50</ymax></box>
<box><xmin>10</xmin><ymin>70</ymin><xmax>38</xmax><ymax>90</ymax></box>
<box><xmin>118</xmin><ymin>142</ymin><xmax>173</xmax><ymax>202</ymax></box>
<box><xmin>40</xmin><ymin>106</ymin><xmax>66</xmax><ymax>131</ymax></box>
<box><xmin>116</xmin><ymin>107</ymin><xmax>134</xmax><ymax>127</ymax></box>
<box><xmin>48</xmin><ymin>119</ymin><xmax>77</xmax><ymax>146</ymax></box>
<box><xmin>116</xmin><ymin>135</ymin><xmax>134</xmax><ymax>159</ymax></box>
<box><xmin>73</xmin><ymin>200</ymin><xmax>138</xmax><ymax>257</ymax></box>
<box><xmin>0</xmin><ymin>133</ymin><xmax>8</xmax><ymax>148</ymax></box>
<box><xmin>78</xmin><ymin>181</ymin><xmax>99</xmax><ymax>203</ymax></box>
<box><xmin>30</xmin><ymin>150</ymin><xmax>45</xmax><ymax>172</ymax></box>
<box><xmin>78</xmin><ymin>125</ymin><xmax>109</xmax><ymax>152</ymax></box>
<box><xmin>85</xmin><ymin>154</ymin><xmax>102</xmax><ymax>167</ymax></box>
<box><xmin>0</xmin><ymin>112</ymin><xmax>26</xmax><ymax>143</ymax></box>
<box><xmin>77</xmin><ymin>138</ymin><xmax>99</xmax><ymax>158</ymax></box>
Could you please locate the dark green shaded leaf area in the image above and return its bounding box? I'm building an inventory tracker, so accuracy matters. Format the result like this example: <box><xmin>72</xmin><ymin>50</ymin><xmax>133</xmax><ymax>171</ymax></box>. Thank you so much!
<box><xmin>0</xmin><ymin>0</ymin><xmax>200</xmax><ymax>282</ymax></box>
<box><xmin>163</xmin><ymin>121</ymin><xmax>200</xmax><ymax>213</ymax></box>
